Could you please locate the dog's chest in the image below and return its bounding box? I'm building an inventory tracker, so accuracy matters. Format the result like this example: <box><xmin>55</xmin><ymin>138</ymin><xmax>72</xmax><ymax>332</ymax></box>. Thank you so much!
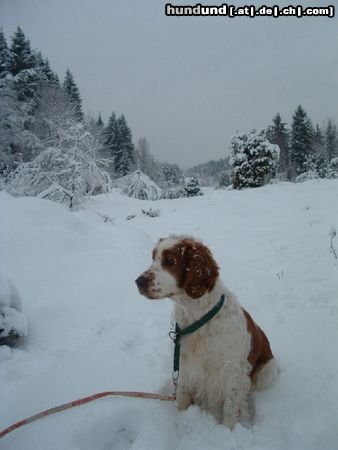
<box><xmin>178</xmin><ymin>311</ymin><xmax>250</xmax><ymax>378</ymax></box>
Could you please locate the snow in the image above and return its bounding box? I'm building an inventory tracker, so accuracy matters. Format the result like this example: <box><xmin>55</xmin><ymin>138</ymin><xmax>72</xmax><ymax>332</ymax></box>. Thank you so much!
<box><xmin>0</xmin><ymin>179</ymin><xmax>338</xmax><ymax>450</ymax></box>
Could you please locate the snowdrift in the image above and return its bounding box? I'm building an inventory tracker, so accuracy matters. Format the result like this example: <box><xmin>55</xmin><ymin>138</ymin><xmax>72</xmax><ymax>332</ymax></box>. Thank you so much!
<box><xmin>0</xmin><ymin>180</ymin><xmax>338</xmax><ymax>450</ymax></box>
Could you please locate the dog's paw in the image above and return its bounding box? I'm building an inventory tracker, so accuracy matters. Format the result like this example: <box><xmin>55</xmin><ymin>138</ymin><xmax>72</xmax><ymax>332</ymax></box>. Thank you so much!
<box><xmin>222</xmin><ymin>411</ymin><xmax>240</xmax><ymax>430</ymax></box>
<box><xmin>176</xmin><ymin>392</ymin><xmax>192</xmax><ymax>411</ymax></box>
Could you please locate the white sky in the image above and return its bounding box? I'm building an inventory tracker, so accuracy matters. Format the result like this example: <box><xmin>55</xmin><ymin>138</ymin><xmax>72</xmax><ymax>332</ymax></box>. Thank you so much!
<box><xmin>1</xmin><ymin>0</ymin><xmax>337</xmax><ymax>167</ymax></box>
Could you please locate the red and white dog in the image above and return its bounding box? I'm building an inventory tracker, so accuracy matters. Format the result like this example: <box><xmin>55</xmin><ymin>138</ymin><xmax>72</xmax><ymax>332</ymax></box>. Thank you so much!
<box><xmin>136</xmin><ymin>235</ymin><xmax>277</xmax><ymax>428</ymax></box>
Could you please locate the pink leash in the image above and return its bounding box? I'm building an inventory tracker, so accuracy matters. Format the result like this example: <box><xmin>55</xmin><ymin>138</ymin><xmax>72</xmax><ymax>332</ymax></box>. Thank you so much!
<box><xmin>0</xmin><ymin>390</ymin><xmax>176</xmax><ymax>439</ymax></box>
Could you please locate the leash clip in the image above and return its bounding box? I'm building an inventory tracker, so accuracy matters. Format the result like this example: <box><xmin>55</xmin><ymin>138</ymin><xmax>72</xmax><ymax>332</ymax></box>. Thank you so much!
<box><xmin>168</xmin><ymin>329</ymin><xmax>177</xmax><ymax>343</ymax></box>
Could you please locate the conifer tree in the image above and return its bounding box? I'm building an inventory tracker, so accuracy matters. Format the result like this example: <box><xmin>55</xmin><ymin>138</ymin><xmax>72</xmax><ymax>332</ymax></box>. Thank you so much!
<box><xmin>325</xmin><ymin>119</ymin><xmax>338</xmax><ymax>161</ymax></box>
<box><xmin>96</xmin><ymin>113</ymin><xmax>104</xmax><ymax>128</ymax></box>
<box><xmin>10</xmin><ymin>26</ymin><xmax>34</xmax><ymax>75</ymax></box>
<box><xmin>266</xmin><ymin>113</ymin><xmax>290</xmax><ymax>179</ymax></box>
<box><xmin>104</xmin><ymin>112</ymin><xmax>117</xmax><ymax>156</ymax></box>
<box><xmin>290</xmin><ymin>105</ymin><xmax>314</xmax><ymax>176</ymax></box>
<box><xmin>63</xmin><ymin>68</ymin><xmax>83</xmax><ymax>121</ymax></box>
<box><xmin>313</xmin><ymin>124</ymin><xmax>325</xmax><ymax>155</ymax></box>
<box><xmin>0</xmin><ymin>28</ymin><xmax>11</xmax><ymax>76</ymax></box>
<box><xmin>312</xmin><ymin>124</ymin><xmax>327</xmax><ymax>177</ymax></box>
<box><xmin>114</xmin><ymin>115</ymin><xmax>135</xmax><ymax>176</ymax></box>
<box><xmin>104</xmin><ymin>113</ymin><xmax>135</xmax><ymax>177</ymax></box>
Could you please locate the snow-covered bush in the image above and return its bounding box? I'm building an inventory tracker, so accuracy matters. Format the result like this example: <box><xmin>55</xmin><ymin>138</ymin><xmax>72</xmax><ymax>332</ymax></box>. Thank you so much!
<box><xmin>184</xmin><ymin>176</ymin><xmax>203</xmax><ymax>197</ymax></box>
<box><xmin>218</xmin><ymin>170</ymin><xmax>231</xmax><ymax>188</ymax></box>
<box><xmin>296</xmin><ymin>170</ymin><xmax>319</xmax><ymax>183</ymax></box>
<box><xmin>162</xmin><ymin>186</ymin><xmax>187</xmax><ymax>199</ymax></box>
<box><xmin>7</xmin><ymin>124</ymin><xmax>111</xmax><ymax>209</ymax></box>
<box><xmin>0</xmin><ymin>273</ymin><xmax>28</xmax><ymax>346</ymax></box>
<box><xmin>230</xmin><ymin>130</ymin><xmax>279</xmax><ymax>189</ymax></box>
<box><xmin>326</xmin><ymin>157</ymin><xmax>338</xmax><ymax>179</ymax></box>
<box><xmin>114</xmin><ymin>170</ymin><xmax>162</xmax><ymax>200</ymax></box>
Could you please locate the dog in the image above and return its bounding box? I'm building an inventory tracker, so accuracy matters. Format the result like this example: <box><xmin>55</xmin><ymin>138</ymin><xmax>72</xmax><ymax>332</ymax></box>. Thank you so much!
<box><xmin>136</xmin><ymin>235</ymin><xmax>277</xmax><ymax>428</ymax></box>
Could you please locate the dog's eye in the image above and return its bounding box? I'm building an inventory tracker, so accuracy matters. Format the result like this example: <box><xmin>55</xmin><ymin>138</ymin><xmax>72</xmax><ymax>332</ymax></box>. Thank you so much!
<box><xmin>163</xmin><ymin>256</ymin><xmax>176</xmax><ymax>266</ymax></box>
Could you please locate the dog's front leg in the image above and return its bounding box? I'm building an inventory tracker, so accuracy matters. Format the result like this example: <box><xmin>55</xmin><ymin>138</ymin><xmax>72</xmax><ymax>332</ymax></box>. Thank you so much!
<box><xmin>222</xmin><ymin>363</ymin><xmax>251</xmax><ymax>429</ymax></box>
<box><xmin>176</xmin><ymin>384</ymin><xmax>193</xmax><ymax>410</ymax></box>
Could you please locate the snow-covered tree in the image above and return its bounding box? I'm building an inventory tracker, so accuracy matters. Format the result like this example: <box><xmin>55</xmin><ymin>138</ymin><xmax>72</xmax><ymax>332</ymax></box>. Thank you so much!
<box><xmin>186</xmin><ymin>158</ymin><xmax>230</xmax><ymax>187</ymax></box>
<box><xmin>312</xmin><ymin>124</ymin><xmax>326</xmax><ymax>157</ymax></box>
<box><xmin>114</xmin><ymin>170</ymin><xmax>162</xmax><ymax>200</ymax></box>
<box><xmin>7</xmin><ymin>124</ymin><xmax>111</xmax><ymax>209</ymax></box>
<box><xmin>0</xmin><ymin>76</ymin><xmax>43</xmax><ymax>177</ymax></box>
<box><xmin>266</xmin><ymin>113</ymin><xmax>290</xmax><ymax>179</ymax></box>
<box><xmin>326</xmin><ymin>157</ymin><xmax>338</xmax><ymax>179</ymax></box>
<box><xmin>9</xmin><ymin>26</ymin><xmax>34</xmax><ymax>76</ymax></box>
<box><xmin>32</xmin><ymin>83</ymin><xmax>77</xmax><ymax>146</ymax></box>
<box><xmin>157</xmin><ymin>163</ymin><xmax>182</xmax><ymax>192</ymax></box>
<box><xmin>296</xmin><ymin>153</ymin><xmax>319</xmax><ymax>182</ymax></box>
<box><xmin>184</xmin><ymin>176</ymin><xmax>203</xmax><ymax>197</ymax></box>
<box><xmin>290</xmin><ymin>105</ymin><xmax>314</xmax><ymax>176</ymax></box>
<box><xmin>115</xmin><ymin>115</ymin><xmax>135</xmax><ymax>176</ymax></box>
<box><xmin>103</xmin><ymin>112</ymin><xmax>117</xmax><ymax>175</ymax></box>
<box><xmin>230</xmin><ymin>130</ymin><xmax>279</xmax><ymax>189</ymax></box>
<box><xmin>63</xmin><ymin>68</ymin><xmax>83</xmax><ymax>121</ymax></box>
<box><xmin>325</xmin><ymin>119</ymin><xmax>338</xmax><ymax>161</ymax></box>
<box><xmin>96</xmin><ymin>113</ymin><xmax>104</xmax><ymax>128</ymax></box>
<box><xmin>104</xmin><ymin>113</ymin><xmax>135</xmax><ymax>177</ymax></box>
<box><xmin>135</xmin><ymin>137</ymin><xmax>153</xmax><ymax>174</ymax></box>
<box><xmin>0</xmin><ymin>28</ymin><xmax>11</xmax><ymax>77</ymax></box>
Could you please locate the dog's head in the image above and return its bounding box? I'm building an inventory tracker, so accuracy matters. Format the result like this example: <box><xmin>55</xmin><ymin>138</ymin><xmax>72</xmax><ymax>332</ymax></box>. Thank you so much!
<box><xmin>135</xmin><ymin>235</ymin><xmax>219</xmax><ymax>300</ymax></box>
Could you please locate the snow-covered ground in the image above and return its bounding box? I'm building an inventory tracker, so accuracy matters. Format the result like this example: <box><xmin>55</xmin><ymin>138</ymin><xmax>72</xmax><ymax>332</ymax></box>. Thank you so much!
<box><xmin>0</xmin><ymin>179</ymin><xmax>337</xmax><ymax>450</ymax></box>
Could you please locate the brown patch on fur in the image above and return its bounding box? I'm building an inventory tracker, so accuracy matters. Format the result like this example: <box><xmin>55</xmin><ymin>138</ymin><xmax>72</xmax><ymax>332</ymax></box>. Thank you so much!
<box><xmin>161</xmin><ymin>239</ymin><xmax>219</xmax><ymax>299</ymax></box>
<box><xmin>242</xmin><ymin>308</ymin><xmax>274</xmax><ymax>380</ymax></box>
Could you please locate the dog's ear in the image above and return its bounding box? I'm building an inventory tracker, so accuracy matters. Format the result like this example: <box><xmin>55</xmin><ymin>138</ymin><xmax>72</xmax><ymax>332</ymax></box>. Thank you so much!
<box><xmin>183</xmin><ymin>241</ymin><xmax>219</xmax><ymax>299</ymax></box>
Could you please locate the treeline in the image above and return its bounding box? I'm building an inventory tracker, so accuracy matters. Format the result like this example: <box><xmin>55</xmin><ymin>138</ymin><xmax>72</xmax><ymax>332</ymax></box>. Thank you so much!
<box><xmin>228</xmin><ymin>107</ymin><xmax>338</xmax><ymax>190</ymax></box>
<box><xmin>266</xmin><ymin>107</ymin><xmax>338</xmax><ymax>180</ymax></box>
<box><xmin>0</xmin><ymin>26</ymin><xmax>336</xmax><ymax>203</ymax></box>
<box><xmin>0</xmin><ymin>26</ymin><xmax>191</xmax><ymax>204</ymax></box>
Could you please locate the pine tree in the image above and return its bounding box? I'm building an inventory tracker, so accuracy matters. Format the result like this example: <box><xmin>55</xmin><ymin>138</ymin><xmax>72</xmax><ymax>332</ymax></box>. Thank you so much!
<box><xmin>290</xmin><ymin>105</ymin><xmax>314</xmax><ymax>176</ymax></box>
<box><xmin>104</xmin><ymin>112</ymin><xmax>117</xmax><ymax>172</ymax></box>
<box><xmin>313</xmin><ymin>124</ymin><xmax>325</xmax><ymax>156</ymax></box>
<box><xmin>39</xmin><ymin>56</ymin><xmax>58</xmax><ymax>85</ymax></box>
<box><xmin>63</xmin><ymin>68</ymin><xmax>83</xmax><ymax>121</ymax></box>
<box><xmin>266</xmin><ymin>113</ymin><xmax>290</xmax><ymax>179</ymax></box>
<box><xmin>325</xmin><ymin>119</ymin><xmax>338</xmax><ymax>161</ymax></box>
<box><xmin>311</xmin><ymin>124</ymin><xmax>327</xmax><ymax>177</ymax></box>
<box><xmin>10</xmin><ymin>26</ymin><xmax>34</xmax><ymax>75</ymax></box>
<box><xmin>0</xmin><ymin>28</ymin><xmax>11</xmax><ymax>76</ymax></box>
<box><xmin>96</xmin><ymin>113</ymin><xmax>104</xmax><ymax>128</ymax></box>
<box><xmin>114</xmin><ymin>115</ymin><xmax>135</xmax><ymax>176</ymax></box>
<box><xmin>104</xmin><ymin>112</ymin><xmax>135</xmax><ymax>176</ymax></box>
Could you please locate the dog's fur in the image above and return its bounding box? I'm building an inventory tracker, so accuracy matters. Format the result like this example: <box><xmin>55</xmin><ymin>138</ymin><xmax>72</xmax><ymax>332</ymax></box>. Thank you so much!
<box><xmin>136</xmin><ymin>235</ymin><xmax>277</xmax><ymax>428</ymax></box>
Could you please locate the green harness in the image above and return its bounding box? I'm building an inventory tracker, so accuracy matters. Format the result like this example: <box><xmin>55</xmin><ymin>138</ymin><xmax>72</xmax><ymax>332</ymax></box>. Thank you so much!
<box><xmin>170</xmin><ymin>294</ymin><xmax>225</xmax><ymax>387</ymax></box>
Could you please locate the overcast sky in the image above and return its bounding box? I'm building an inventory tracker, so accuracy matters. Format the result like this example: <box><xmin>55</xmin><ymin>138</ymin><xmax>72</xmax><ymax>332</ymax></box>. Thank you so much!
<box><xmin>1</xmin><ymin>0</ymin><xmax>337</xmax><ymax>167</ymax></box>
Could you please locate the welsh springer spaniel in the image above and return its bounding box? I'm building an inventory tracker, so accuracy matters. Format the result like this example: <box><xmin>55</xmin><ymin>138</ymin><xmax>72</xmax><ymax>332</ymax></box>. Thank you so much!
<box><xmin>136</xmin><ymin>235</ymin><xmax>277</xmax><ymax>429</ymax></box>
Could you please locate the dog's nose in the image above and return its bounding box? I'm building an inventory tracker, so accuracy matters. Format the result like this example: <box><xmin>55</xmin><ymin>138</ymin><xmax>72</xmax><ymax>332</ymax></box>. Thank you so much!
<box><xmin>135</xmin><ymin>275</ymin><xmax>148</xmax><ymax>290</ymax></box>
